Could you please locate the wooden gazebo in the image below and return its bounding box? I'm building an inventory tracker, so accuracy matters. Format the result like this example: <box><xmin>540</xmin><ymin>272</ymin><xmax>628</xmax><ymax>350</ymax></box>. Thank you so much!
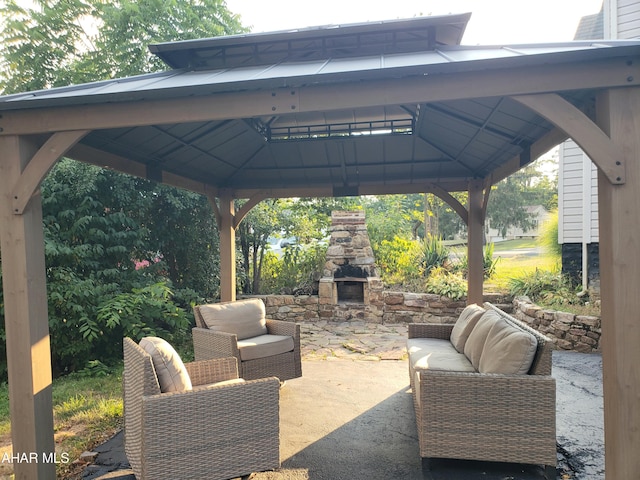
<box><xmin>0</xmin><ymin>14</ymin><xmax>639</xmax><ymax>478</ymax></box>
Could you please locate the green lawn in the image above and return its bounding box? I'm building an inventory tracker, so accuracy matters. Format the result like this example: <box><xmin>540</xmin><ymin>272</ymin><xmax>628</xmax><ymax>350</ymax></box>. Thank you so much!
<box><xmin>491</xmin><ymin>238</ymin><xmax>538</xmax><ymax>251</ymax></box>
<box><xmin>487</xmin><ymin>252</ymin><xmax>560</xmax><ymax>291</ymax></box>
<box><xmin>0</xmin><ymin>368</ymin><xmax>123</xmax><ymax>479</ymax></box>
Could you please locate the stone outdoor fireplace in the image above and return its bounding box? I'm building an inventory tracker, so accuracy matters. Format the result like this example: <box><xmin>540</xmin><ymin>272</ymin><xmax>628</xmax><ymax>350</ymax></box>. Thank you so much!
<box><xmin>318</xmin><ymin>211</ymin><xmax>381</xmax><ymax>305</ymax></box>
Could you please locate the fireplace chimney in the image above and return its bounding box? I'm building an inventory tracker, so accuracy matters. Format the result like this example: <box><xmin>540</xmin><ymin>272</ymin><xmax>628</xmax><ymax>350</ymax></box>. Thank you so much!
<box><xmin>319</xmin><ymin>211</ymin><xmax>379</xmax><ymax>304</ymax></box>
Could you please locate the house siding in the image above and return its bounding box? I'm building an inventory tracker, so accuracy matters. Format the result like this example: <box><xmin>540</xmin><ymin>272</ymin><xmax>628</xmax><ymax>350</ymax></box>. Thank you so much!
<box><xmin>618</xmin><ymin>0</ymin><xmax>640</xmax><ymax>38</ymax></box>
<box><xmin>559</xmin><ymin>141</ymin><xmax>598</xmax><ymax>243</ymax></box>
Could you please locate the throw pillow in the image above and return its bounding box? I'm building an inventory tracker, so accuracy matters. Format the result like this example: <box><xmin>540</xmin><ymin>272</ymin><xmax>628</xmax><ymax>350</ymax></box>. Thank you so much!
<box><xmin>139</xmin><ymin>337</ymin><xmax>193</xmax><ymax>393</ymax></box>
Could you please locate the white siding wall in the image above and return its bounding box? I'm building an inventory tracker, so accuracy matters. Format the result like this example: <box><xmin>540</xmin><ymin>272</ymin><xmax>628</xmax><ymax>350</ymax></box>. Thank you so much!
<box><xmin>559</xmin><ymin>141</ymin><xmax>599</xmax><ymax>243</ymax></box>
<box><xmin>559</xmin><ymin>0</ymin><xmax>639</xmax><ymax>245</ymax></box>
<box><xmin>617</xmin><ymin>0</ymin><xmax>640</xmax><ymax>38</ymax></box>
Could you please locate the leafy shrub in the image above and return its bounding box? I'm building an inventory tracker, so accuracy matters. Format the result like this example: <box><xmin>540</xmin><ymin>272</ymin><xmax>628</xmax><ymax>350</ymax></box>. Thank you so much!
<box><xmin>96</xmin><ymin>282</ymin><xmax>190</xmax><ymax>341</ymax></box>
<box><xmin>508</xmin><ymin>269</ymin><xmax>579</xmax><ymax>306</ymax></box>
<box><xmin>421</xmin><ymin>234</ymin><xmax>450</xmax><ymax>276</ymax></box>
<box><xmin>260</xmin><ymin>243</ymin><xmax>327</xmax><ymax>294</ymax></box>
<box><xmin>373</xmin><ymin>236</ymin><xmax>423</xmax><ymax>286</ymax></box>
<box><xmin>426</xmin><ymin>267</ymin><xmax>467</xmax><ymax>300</ymax></box>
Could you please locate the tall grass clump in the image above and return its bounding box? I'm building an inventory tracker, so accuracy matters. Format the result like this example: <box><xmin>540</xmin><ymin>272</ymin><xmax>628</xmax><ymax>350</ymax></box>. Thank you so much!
<box><xmin>538</xmin><ymin>209</ymin><xmax>561</xmax><ymax>258</ymax></box>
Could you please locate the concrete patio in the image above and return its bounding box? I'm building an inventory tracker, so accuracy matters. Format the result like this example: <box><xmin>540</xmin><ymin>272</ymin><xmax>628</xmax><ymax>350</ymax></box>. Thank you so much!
<box><xmin>82</xmin><ymin>322</ymin><xmax>603</xmax><ymax>480</ymax></box>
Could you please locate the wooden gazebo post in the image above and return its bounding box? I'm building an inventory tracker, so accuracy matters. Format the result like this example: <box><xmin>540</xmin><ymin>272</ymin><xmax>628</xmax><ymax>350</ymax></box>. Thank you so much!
<box><xmin>596</xmin><ymin>86</ymin><xmax>640</xmax><ymax>478</ymax></box>
<box><xmin>467</xmin><ymin>179</ymin><xmax>485</xmax><ymax>305</ymax></box>
<box><xmin>0</xmin><ymin>135</ymin><xmax>56</xmax><ymax>480</ymax></box>
<box><xmin>217</xmin><ymin>191</ymin><xmax>237</xmax><ymax>302</ymax></box>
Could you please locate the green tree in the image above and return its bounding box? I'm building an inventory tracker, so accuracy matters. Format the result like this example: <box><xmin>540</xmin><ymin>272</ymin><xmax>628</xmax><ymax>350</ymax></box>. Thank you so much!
<box><xmin>237</xmin><ymin>200</ymin><xmax>280</xmax><ymax>294</ymax></box>
<box><xmin>0</xmin><ymin>0</ymin><xmax>248</xmax><ymax>376</ymax></box>
<box><xmin>0</xmin><ymin>0</ymin><xmax>247</xmax><ymax>92</ymax></box>
<box><xmin>41</xmin><ymin>160</ymin><xmax>190</xmax><ymax>375</ymax></box>
<box><xmin>486</xmin><ymin>161</ymin><xmax>557</xmax><ymax>239</ymax></box>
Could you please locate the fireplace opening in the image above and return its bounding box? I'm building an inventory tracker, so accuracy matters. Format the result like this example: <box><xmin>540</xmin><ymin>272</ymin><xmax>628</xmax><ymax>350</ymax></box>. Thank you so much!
<box><xmin>336</xmin><ymin>280</ymin><xmax>364</xmax><ymax>303</ymax></box>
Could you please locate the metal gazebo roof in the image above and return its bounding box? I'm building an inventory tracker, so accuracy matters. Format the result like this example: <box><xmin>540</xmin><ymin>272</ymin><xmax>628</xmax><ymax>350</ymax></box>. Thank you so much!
<box><xmin>1</xmin><ymin>15</ymin><xmax>638</xmax><ymax>198</ymax></box>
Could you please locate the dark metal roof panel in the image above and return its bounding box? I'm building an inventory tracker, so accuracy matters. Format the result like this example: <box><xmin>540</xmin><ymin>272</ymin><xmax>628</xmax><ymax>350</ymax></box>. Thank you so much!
<box><xmin>2</xmin><ymin>40</ymin><xmax>639</xmax><ymax>111</ymax></box>
<box><xmin>148</xmin><ymin>14</ymin><xmax>472</xmax><ymax>69</ymax></box>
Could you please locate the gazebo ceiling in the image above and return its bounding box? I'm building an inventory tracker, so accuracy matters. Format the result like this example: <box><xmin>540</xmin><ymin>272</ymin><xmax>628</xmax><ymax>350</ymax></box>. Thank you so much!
<box><xmin>1</xmin><ymin>15</ymin><xmax>639</xmax><ymax>198</ymax></box>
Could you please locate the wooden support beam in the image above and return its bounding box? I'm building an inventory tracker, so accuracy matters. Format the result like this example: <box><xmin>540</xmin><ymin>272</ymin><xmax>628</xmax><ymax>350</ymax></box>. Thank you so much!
<box><xmin>512</xmin><ymin>93</ymin><xmax>626</xmax><ymax>184</ymax></box>
<box><xmin>11</xmin><ymin>130</ymin><xmax>89</xmax><ymax>214</ymax></box>
<box><xmin>1</xmin><ymin>57</ymin><xmax>638</xmax><ymax>136</ymax></box>
<box><xmin>466</xmin><ymin>180</ymin><xmax>485</xmax><ymax>305</ymax></box>
<box><xmin>595</xmin><ymin>86</ymin><xmax>640</xmax><ymax>479</ymax></box>
<box><xmin>217</xmin><ymin>192</ymin><xmax>236</xmax><ymax>302</ymax></box>
<box><xmin>67</xmin><ymin>143</ymin><xmax>213</xmax><ymax>197</ymax></box>
<box><xmin>0</xmin><ymin>135</ymin><xmax>56</xmax><ymax>479</ymax></box>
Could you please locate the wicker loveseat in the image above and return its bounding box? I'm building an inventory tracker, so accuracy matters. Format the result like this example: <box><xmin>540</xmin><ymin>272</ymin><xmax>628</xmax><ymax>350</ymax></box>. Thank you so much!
<box><xmin>407</xmin><ymin>302</ymin><xmax>556</xmax><ymax>478</ymax></box>
<box><xmin>123</xmin><ymin>337</ymin><xmax>280</xmax><ymax>480</ymax></box>
<box><xmin>193</xmin><ymin>298</ymin><xmax>302</xmax><ymax>381</ymax></box>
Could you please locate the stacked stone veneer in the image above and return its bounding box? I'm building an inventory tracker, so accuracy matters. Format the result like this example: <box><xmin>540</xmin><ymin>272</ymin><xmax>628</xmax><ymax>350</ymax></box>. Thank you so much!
<box><xmin>323</xmin><ymin>210</ymin><xmax>376</xmax><ymax>277</ymax></box>
<box><xmin>512</xmin><ymin>296</ymin><xmax>601</xmax><ymax>353</ymax></box>
<box><xmin>319</xmin><ymin>210</ymin><xmax>382</xmax><ymax>306</ymax></box>
<box><xmin>248</xmin><ymin>292</ymin><xmax>509</xmax><ymax>325</ymax></box>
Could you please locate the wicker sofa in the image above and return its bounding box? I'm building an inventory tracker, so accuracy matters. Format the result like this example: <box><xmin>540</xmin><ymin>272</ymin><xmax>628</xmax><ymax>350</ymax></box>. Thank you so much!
<box><xmin>123</xmin><ymin>337</ymin><xmax>280</xmax><ymax>480</ymax></box>
<box><xmin>193</xmin><ymin>298</ymin><xmax>302</xmax><ymax>382</ymax></box>
<box><xmin>407</xmin><ymin>302</ymin><xmax>556</xmax><ymax>478</ymax></box>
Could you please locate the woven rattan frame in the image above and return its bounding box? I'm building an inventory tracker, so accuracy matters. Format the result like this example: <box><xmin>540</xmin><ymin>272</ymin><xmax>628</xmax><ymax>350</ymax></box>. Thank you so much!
<box><xmin>123</xmin><ymin>338</ymin><xmax>280</xmax><ymax>480</ymax></box>
<box><xmin>193</xmin><ymin>302</ymin><xmax>302</xmax><ymax>381</ymax></box>
<box><xmin>408</xmin><ymin>304</ymin><xmax>557</xmax><ymax>477</ymax></box>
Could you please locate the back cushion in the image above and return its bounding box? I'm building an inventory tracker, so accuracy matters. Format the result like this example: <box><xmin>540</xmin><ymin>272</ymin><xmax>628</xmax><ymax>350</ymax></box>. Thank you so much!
<box><xmin>198</xmin><ymin>298</ymin><xmax>268</xmax><ymax>340</ymax></box>
<box><xmin>450</xmin><ymin>304</ymin><xmax>486</xmax><ymax>353</ymax></box>
<box><xmin>139</xmin><ymin>337</ymin><xmax>192</xmax><ymax>393</ymax></box>
<box><xmin>463</xmin><ymin>310</ymin><xmax>500</xmax><ymax>370</ymax></box>
<box><xmin>479</xmin><ymin>316</ymin><xmax>538</xmax><ymax>375</ymax></box>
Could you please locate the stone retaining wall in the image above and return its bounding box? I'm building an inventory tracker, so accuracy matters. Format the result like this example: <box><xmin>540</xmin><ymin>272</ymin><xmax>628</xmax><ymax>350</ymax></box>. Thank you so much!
<box><xmin>244</xmin><ymin>293</ymin><xmax>599</xmax><ymax>353</ymax></box>
<box><xmin>248</xmin><ymin>292</ymin><xmax>509</xmax><ymax>325</ymax></box>
<box><xmin>511</xmin><ymin>296</ymin><xmax>601</xmax><ymax>353</ymax></box>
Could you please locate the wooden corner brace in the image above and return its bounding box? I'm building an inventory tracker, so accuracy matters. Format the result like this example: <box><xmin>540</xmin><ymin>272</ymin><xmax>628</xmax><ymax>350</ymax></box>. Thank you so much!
<box><xmin>11</xmin><ymin>130</ymin><xmax>90</xmax><ymax>214</ymax></box>
<box><xmin>511</xmin><ymin>93</ymin><xmax>625</xmax><ymax>185</ymax></box>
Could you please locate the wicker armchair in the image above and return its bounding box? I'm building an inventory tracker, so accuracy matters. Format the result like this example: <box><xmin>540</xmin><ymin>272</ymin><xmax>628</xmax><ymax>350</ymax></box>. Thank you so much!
<box><xmin>123</xmin><ymin>337</ymin><xmax>280</xmax><ymax>480</ymax></box>
<box><xmin>193</xmin><ymin>298</ymin><xmax>302</xmax><ymax>381</ymax></box>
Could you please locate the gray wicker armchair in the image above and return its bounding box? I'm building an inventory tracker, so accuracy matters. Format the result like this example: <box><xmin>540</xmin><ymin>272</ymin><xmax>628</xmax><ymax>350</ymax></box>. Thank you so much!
<box><xmin>123</xmin><ymin>337</ymin><xmax>280</xmax><ymax>480</ymax></box>
<box><xmin>193</xmin><ymin>298</ymin><xmax>302</xmax><ymax>381</ymax></box>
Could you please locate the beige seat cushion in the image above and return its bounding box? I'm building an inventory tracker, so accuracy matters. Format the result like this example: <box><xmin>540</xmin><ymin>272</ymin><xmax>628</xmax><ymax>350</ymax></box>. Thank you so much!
<box><xmin>198</xmin><ymin>298</ymin><xmax>268</xmax><ymax>340</ymax></box>
<box><xmin>192</xmin><ymin>378</ymin><xmax>246</xmax><ymax>391</ymax></box>
<box><xmin>237</xmin><ymin>334</ymin><xmax>295</xmax><ymax>361</ymax></box>
<box><xmin>139</xmin><ymin>337</ymin><xmax>192</xmax><ymax>393</ymax></box>
<box><xmin>449</xmin><ymin>304</ymin><xmax>486</xmax><ymax>353</ymax></box>
<box><xmin>413</xmin><ymin>351</ymin><xmax>476</xmax><ymax>372</ymax></box>
<box><xmin>463</xmin><ymin>310</ymin><xmax>501</xmax><ymax>370</ymax></box>
<box><xmin>407</xmin><ymin>338</ymin><xmax>460</xmax><ymax>370</ymax></box>
<box><xmin>413</xmin><ymin>353</ymin><xmax>475</xmax><ymax>408</ymax></box>
<box><xmin>479</xmin><ymin>316</ymin><xmax>538</xmax><ymax>375</ymax></box>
